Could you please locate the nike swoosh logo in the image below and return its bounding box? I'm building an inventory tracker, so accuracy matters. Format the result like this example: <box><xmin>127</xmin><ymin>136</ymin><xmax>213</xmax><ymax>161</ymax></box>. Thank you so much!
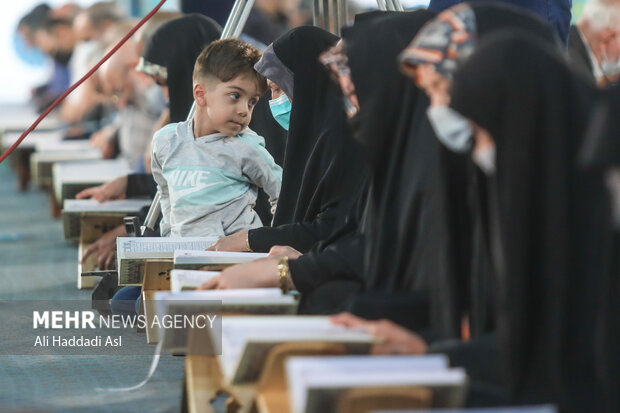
<box><xmin>173</xmin><ymin>182</ymin><xmax>222</xmax><ymax>198</ymax></box>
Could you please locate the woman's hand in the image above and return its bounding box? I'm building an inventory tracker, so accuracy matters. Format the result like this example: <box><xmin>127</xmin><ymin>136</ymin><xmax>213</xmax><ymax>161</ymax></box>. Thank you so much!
<box><xmin>197</xmin><ymin>257</ymin><xmax>283</xmax><ymax>290</ymax></box>
<box><xmin>331</xmin><ymin>312</ymin><xmax>428</xmax><ymax>355</ymax></box>
<box><xmin>268</xmin><ymin>245</ymin><xmax>302</xmax><ymax>259</ymax></box>
<box><xmin>206</xmin><ymin>230</ymin><xmax>250</xmax><ymax>252</ymax></box>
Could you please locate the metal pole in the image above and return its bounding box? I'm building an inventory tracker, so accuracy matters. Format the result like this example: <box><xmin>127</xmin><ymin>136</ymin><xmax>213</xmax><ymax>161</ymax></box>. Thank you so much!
<box><xmin>322</xmin><ymin>0</ymin><xmax>329</xmax><ymax>32</ymax></box>
<box><xmin>327</xmin><ymin>0</ymin><xmax>336</xmax><ymax>34</ymax></box>
<box><xmin>222</xmin><ymin>0</ymin><xmax>244</xmax><ymax>38</ymax></box>
<box><xmin>388</xmin><ymin>0</ymin><xmax>404</xmax><ymax>11</ymax></box>
<box><xmin>376</xmin><ymin>0</ymin><xmax>388</xmax><ymax>11</ymax></box>
<box><xmin>141</xmin><ymin>191</ymin><xmax>161</xmax><ymax>235</ymax></box>
<box><xmin>232</xmin><ymin>0</ymin><xmax>255</xmax><ymax>38</ymax></box>
<box><xmin>313</xmin><ymin>0</ymin><xmax>344</xmax><ymax>36</ymax></box>
<box><xmin>313</xmin><ymin>0</ymin><xmax>321</xmax><ymax>27</ymax></box>
<box><xmin>141</xmin><ymin>0</ymin><xmax>256</xmax><ymax>235</ymax></box>
<box><xmin>337</xmin><ymin>0</ymin><xmax>348</xmax><ymax>33</ymax></box>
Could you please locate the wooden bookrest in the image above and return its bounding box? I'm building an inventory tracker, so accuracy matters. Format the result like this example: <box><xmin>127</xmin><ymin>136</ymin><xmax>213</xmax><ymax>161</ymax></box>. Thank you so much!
<box><xmin>50</xmin><ymin>186</ymin><xmax>62</xmax><ymax>218</ymax></box>
<box><xmin>141</xmin><ymin>259</ymin><xmax>173</xmax><ymax>343</ymax></box>
<box><xmin>183</xmin><ymin>338</ymin><xmax>348</xmax><ymax>413</ymax></box>
<box><xmin>77</xmin><ymin>214</ymin><xmax>125</xmax><ymax>289</ymax></box>
<box><xmin>31</xmin><ymin>155</ymin><xmax>51</xmax><ymax>189</ymax></box>
<box><xmin>8</xmin><ymin>146</ymin><xmax>34</xmax><ymax>191</ymax></box>
<box><xmin>64</xmin><ymin>210</ymin><xmax>126</xmax><ymax>242</ymax></box>
<box><xmin>185</xmin><ymin>355</ymin><xmax>247</xmax><ymax>413</ymax></box>
<box><xmin>336</xmin><ymin>386</ymin><xmax>433</xmax><ymax>413</ymax></box>
<box><xmin>185</xmin><ymin>324</ymin><xmax>248</xmax><ymax>413</ymax></box>
<box><xmin>253</xmin><ymin>342</ymin><xmax>348</xmax><ymax>413</ymax></box>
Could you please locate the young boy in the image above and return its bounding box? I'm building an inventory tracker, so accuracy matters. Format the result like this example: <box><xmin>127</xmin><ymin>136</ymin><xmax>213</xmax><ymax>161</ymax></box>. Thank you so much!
<box><xmin>151</xmin><ymin>39</ymin><xmax>282</xmax><ymax>237</ymax></box>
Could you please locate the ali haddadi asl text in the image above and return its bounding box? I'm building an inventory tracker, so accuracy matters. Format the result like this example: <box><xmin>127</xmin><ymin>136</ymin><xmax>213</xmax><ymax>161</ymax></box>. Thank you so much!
<box><xmin>34</xmin><ymin>335</ymin><xmax>121</xmax><ymax>347</ymax></box>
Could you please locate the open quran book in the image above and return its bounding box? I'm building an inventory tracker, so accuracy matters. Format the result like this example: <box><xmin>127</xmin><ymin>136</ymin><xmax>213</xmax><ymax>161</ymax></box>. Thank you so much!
<box><xmin>170</xmin><ymin>269</ymin><xmax>220</xmax><ymax>292</ymax></box>
<box><xmin>286</xmin><ymin>355</ymin><xmax>468</xmax><ymax>413</ymax></box>
<box><xmin>220</xmin><ymin>316</ymin><xmax>374</xmax><ymax>384</ymax></box>
<box><xmin>116</xmin><ymin>237</ymin><xmax>218</xmax><ymax>285</ymax></box>
<box><xmin>52</xmin><ymin>159</ymin><xmax>129</xmax><ymax>204</ymax></box>
<box><xmin>153</xmin><ymin>290</ymin><xmax>299</xmax><ymax>353</ymax></box>
<box><xmin>173</xmin><ymin>250</ymin><xmax>268</xmax><ymax>270</ymax></box>
<box><xmin>62</xmin><ymin>199</ymin><xmax>151</xmax><ymax>241</ymax></box>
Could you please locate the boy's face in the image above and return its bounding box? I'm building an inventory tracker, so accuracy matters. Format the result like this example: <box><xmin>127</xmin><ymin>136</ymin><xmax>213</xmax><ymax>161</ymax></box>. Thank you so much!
<box><xmin>197</xmin><ymin>73</ymin><xmax>262</xmax><ymax>136</ymax></box>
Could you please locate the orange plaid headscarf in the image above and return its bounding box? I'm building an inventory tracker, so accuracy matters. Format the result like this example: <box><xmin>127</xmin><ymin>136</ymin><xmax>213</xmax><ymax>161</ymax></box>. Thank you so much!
<box><xmin>319</xmin><ymin>40</ymin><xmax>360</xmax><ymax>119</ymax></box>
<box><xmin>400</xmin><ymin>3</ymin><xmax>477</xmax><ymax>80</ymax></box>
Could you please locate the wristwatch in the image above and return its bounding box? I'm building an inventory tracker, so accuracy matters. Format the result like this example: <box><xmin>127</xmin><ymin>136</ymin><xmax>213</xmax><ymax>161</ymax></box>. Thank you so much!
<box><xmin>245</xmin><ymin>232</ymin><xmax>252</xmax><ymax>252</ymax></box>
<box><xmin>277</xmin><ymin>256</ymin><xmax>291</xmax><ymax>293</ymax></box>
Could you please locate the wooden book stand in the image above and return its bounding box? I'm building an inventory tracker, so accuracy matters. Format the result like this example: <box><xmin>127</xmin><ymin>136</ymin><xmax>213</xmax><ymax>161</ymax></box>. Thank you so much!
<box><xmin>336</xmin><ymin>386</ymin><xmax>433</xmax><ymax>413</ymax></box>
<box><xmin>253</xmin><ymin>342</ymin><xmax>347</xmax><ymax>413</ymax></box>
<box><xmin>141</xmin><ymin>259</ymin><xmax>173</xmax><ymax>343</ymax></box>
<box><xmin>78</xmin><ymin>214</ymin><xmax>125</xmax><ymax>289</ymax></box>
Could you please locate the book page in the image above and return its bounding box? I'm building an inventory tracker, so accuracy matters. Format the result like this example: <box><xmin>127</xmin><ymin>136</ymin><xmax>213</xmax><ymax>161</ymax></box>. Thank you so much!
<box><xmin>53</xmin><ymin>159</ymin><xmax>130</xmax><ymax>184</ymax></box>
<box><xmin>150</xmin><ymin>293</ymin><xmax>222</xmax><ymax>354</ymax></box>
<box><xmin>2</xmin><ymin>130</ymin><xmax>64</xmax><ymax>148</ymax></box>
<box><xmin>286</xmin><ymin>355</ymin><xmax>450</xmax><ymax>413</ymax></box>
<box><xmin>219</xmin><ymin>317</ymin><xmax>375</xmax><ymax>384</ymax></box>
<box><xmin>35</xmin><ymin>139</ymin><xmax>92</xmax><ymax>152</ymax></box>
<box><xmin>118</xmin><ymin>237</ymin><xmax>218</xmax><ymax>259</ymax></box>
<box><xmin>154</xmin><ymin>290</ymin><xmax>296</xmax><ymax>315</ymax></box>
<box><xmin>170</xmin><ymin>270</ymin><xmax>220</xmax><ymax>292</ymax></box>
<box><xmin>33</xmin><ymin>149</ymin><xmax>102</xmax><ymax>164</ymax></box>
<box><xmin>173</xmin><ymin>250</ymin><xmax>268</xmax><ymax>265</ymax></box>
<box><xmin>303</xmin><ymin>370</ymin><xmax>467</xmax><ymax>413</ymax></box>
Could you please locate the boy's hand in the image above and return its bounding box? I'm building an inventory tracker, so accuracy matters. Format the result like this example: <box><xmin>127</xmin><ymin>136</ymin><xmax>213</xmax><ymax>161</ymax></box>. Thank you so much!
<box><xmin>206</xmin><ymin>230</ymin><xmax>250</xmax><ymax>252</ymax></box>
<box><xmin>76</xmin><ymin>175</ymin><xmax>128</xmax><ymax>202</ymax></box>
<box><xmin>330</xmin><ymin>313</ymin><xmax>428</xmax><ymax>355</ymax></box>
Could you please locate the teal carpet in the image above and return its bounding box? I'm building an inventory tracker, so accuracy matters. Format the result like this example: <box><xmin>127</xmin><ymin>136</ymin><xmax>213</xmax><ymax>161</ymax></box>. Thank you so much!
<box><xmin>0</xmin><ymin>161</ymin><xmax>185</xmax><ymax>413</ymax></box>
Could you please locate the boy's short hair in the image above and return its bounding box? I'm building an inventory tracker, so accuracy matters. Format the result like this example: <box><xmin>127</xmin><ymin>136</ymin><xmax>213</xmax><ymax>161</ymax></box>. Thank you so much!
<box><xmin>193</xmin><ymin>38</ymin><xmax>267</xmax><ymax>93</ymax></box>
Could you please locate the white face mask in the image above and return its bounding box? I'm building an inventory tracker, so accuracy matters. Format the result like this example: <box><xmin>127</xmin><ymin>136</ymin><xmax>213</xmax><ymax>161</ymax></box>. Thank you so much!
<box><xmin>426</xmin><ymin>105</ymin><xmax>473</xmax><ymax>153</ymax></box>
<box><xmin>472</xmin><ymin>144</ymin><xmax>496</xmax><ymax>175</ymax></box>
<box><xmin>140</xmin><ymin>83</ymin><xmax>167</xmax><ymax>116</ymax></box>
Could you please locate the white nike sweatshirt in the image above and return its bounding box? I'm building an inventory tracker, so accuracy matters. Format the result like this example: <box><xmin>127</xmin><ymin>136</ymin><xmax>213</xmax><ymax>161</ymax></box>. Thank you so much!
<box><xmin>151</xmin><ymin>119</ymin><xmax>282</xmax><ymax>237</ymax></box>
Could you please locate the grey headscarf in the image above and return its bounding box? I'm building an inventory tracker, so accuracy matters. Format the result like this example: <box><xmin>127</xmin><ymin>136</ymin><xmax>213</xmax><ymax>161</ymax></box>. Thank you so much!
<box><xmin>254</xmin><ymin>43</ymin><xmax>294</xmax><ymax>100</ymax></box>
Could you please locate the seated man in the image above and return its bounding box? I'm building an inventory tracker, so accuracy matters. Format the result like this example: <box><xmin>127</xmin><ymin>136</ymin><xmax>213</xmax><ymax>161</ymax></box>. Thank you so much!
<box><xmin>569</xmin><ymin>0</ymin><xmax>620</xmax><ymax>87</ymax></box>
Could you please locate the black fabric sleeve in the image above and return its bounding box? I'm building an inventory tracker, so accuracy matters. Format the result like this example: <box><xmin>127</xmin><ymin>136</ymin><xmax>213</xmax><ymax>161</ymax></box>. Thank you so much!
<box><xmin>287</xmin><ymin>231</ymin><xmax>364</xmax><ymax>294</ymax></box>
<box><xmin>247</xmin><ymin>207</ymin><xmax>338</xmax><ymax>253</ymax></box>
<box><xmin>428</xmin><ymin>332</ymin><xmax>505</xmax><ymax>386</ymax></box>
<box><xmin>126</xmin><ymin>173</ymin><xmax>158</xmax><ymax>199</ymax></box>
<box><xmin>346</xmin><ymin>291</ymin><xmax>432</xmax><ymax>334</ymax></box>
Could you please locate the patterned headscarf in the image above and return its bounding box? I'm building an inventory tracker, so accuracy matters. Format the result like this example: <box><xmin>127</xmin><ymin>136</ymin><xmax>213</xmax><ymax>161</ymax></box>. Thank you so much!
<box><xmin>400</xmin><ymin>3</ymin><xmax>477</xmax><ymax>80</ymax></box>
<box><xmin>319</xmin><ymin>40</ymin><xmax>360</xmax><ymax>119</ymax></box>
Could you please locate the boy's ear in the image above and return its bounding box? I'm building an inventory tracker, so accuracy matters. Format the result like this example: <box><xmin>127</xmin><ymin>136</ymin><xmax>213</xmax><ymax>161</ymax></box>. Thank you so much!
<box><xmin>193</xmin><ymin>83</ymin><xmax>207</xmax><ymax>107</ymax></box>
